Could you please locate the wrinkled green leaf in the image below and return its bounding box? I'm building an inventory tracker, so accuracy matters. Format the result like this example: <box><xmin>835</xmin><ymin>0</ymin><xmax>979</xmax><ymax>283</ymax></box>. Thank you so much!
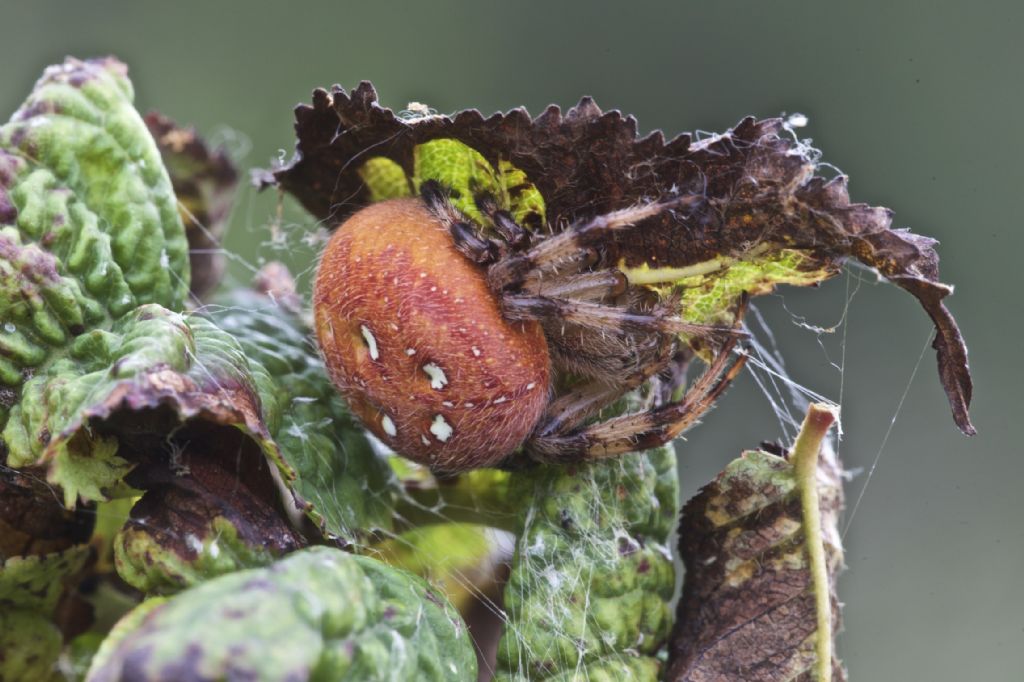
<box><xmin>0</xmin><ymin>545</ymin><xmax>92</xmax><ymax>682</ymax></box>
<box><xmin>0</xmin><ymin>609</ymin><xmax>65</xmax><ymax>682</ymax></box>
<box><xmin>0</xmin><ymin>58</ymin><xmax>188</xmax><ymax>417</ymax></box>
<box><xmin>86</xmin><ymin>546</ymin><xmax>477</xmax><ymax>682</ymax></box>
<box><xmin>5</xmin><ymin>304</ymin><xmax>281</xmax><ymax>494</ymax></box>
<box><xmin>0</xmin><ymin>544</ymin><xmax>91</xmax><ymax>614</ymax></box>
<box><xmin>495</xmin><ymin>443</ymin><xmax>678</xmax><ymax>681</ymax></box>
<box><xmin>4</xmin><ymin>294</ymin><xmax>307</xmax><ymax>592</ymax></box>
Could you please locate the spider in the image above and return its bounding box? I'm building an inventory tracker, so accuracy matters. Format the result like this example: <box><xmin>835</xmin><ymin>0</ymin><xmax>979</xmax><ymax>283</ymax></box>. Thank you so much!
<box><xmin>314</xmin><ymin>182</ymin><xmax>746</xmax><ymax>474</ymax></box>
<box><xmin>273</xmin><ymin>82</ymin><xmax>973</xmax><ymax>475</ymax></box>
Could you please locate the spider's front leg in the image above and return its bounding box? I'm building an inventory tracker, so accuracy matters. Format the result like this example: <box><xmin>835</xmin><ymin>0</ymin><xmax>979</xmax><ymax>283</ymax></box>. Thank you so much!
<box><xmin>502</xmin><ymin>294</ymin><xmax>733</xmax><ymax>338</ymax></box>
<box><xmin>487</xmin><ymin>195</ymin><xmax>704</xmax><ymax>291</ymax></box>
<box><xmin>421</xmin><ymin>180</ymin><xmax>538</xmax><ymax>266</ymax></box>
<box><xmin>474</xmin><ymin>193</ymin><xmax>532</xmax><ymax>249</ymax></box>
<box><xmin>420</xmin><ymin>180</ymin><xmax>501</xmax><ymax>265</ymax></box>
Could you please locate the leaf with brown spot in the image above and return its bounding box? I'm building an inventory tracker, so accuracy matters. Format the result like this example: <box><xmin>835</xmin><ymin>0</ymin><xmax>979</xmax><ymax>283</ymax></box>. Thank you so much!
<box><xmin>667</xmin><ymin>405</ymin><xmax>846</xmax><ymax>682</ymax></box>
<box><xmin>114</xmin><ymin>451</ymin><xmax>305</xmax><ymax>595</ymax></box>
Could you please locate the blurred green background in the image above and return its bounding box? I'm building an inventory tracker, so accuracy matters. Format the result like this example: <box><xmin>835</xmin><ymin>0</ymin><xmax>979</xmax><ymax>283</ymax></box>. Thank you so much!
<box><xmin>2</xmin><ymin>1</ymin><xmax>1020</xmax><ymax>678</ymax></box>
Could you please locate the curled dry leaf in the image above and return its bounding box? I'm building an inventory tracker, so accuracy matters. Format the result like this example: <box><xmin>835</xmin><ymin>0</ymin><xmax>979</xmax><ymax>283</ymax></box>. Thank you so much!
<box><xmin>1</xmin><ymin>466</ymin><xmax>94</xmax><ymax>559</ymax></box>
<box><xmin>144</xmin><ymin>112</ymin><xmax>238</xmax><ymax>300</ymax></box>
<box><xmin>264</xmin><ymin>82</ymin><xmax>973</xmax><ymax>434</ymax></box>
<box><xmin>667</xmin><ymin>404</ymin><xmax>845</xmax><ymax>682</ymax></box>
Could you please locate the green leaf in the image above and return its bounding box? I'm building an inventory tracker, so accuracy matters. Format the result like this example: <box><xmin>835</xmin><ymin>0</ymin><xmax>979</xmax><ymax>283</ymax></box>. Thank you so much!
<box><xmin>495</xmin><ymin>444</ymin><xmax>679</xmax><ymax>681</ymax></box>
<box><xmin>0</xmin><ymin>58</ymin><xmax>188</xmax><ymax>417</ymax></box>
<box><xmin>0</xmin><ymin>610</ymin><xmax>64</xmax><ymax>682</ymax></box>
<box><xmin>356</xmin><ymin>136</ymin><xmax>546</xmax><ymax>234</ymax></box>
<box><xmin>0</xmin><ymin>544</ymin><xmax>91</xmax><ymax>614</ymax></box>
<box><xmin>4</xmin><ymin>295</ymin><xmax>308</xmax><ymax>591</ymax></box>
<box><xmin>85</xmin><ymin>546</ymin><xmax>477</xmax><ymax>682</ymax></box>
<box><xmin>4</xmin><ymin>304</ymin><xmax>285</xmax><ymax>499</ymax></box>
<box><xmin>48</xmin><ymin>433</ymin><xmax>132</xmax><ymax>508</ymax></box>
<box><xmin>0</xmin><ymin>545</ymin><xmax>92</xmax><ymax>681</ymax></box>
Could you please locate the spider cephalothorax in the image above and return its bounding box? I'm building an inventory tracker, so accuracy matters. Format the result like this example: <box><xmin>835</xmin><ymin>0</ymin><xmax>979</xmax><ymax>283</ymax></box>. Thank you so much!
<box><xmin>268</xmin><ymin>83</ymin><xmax>974</xmax><ymax>473</ymax></box>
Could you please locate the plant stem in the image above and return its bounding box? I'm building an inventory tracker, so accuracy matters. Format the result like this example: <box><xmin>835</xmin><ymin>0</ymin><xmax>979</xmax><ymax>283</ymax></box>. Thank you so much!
<box><xmin>791</xmin><ymin>402</ymin><xmax>838</xmax><ymax>682</ymax></box>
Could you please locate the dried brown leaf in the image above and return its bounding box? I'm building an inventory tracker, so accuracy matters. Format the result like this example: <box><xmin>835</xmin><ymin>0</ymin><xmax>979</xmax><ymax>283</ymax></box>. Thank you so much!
<box><xmin>263</xmin><ymin>83</ymin><xmax>973</xmax><ymax>434</ymax></box>
<box><xmin>145</xmin><ymin>112</ymin><xmax>238</xmax><ymax>300</ymax></box>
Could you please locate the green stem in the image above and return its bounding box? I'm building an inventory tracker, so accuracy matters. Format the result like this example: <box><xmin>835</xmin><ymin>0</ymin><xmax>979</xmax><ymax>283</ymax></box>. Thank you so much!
<box><xmin>791</xmin><ymin>402</ymin><xmax>838</xmax><ymax>682</ymax></box>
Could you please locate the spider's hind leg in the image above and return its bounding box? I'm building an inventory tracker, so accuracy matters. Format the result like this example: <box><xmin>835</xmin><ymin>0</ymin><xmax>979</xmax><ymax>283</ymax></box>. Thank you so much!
<box><xmin>525</xmin><ymin>340</ymin><xmax>747</xmax><ymax>465</ymax></box>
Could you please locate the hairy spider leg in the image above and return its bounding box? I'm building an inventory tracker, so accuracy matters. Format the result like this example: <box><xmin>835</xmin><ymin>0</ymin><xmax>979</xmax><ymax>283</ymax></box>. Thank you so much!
<box><xmin>502</xmin><ymin>295</ymin><xmax>736</xmax><ymax>338</ymax></box>
<box><xmin>524</xmin><ymin>339</ymin><xmax>747</xmax><ymax>464</ymax></box>
<box><xmin>528</xmin><ymin>292</ymin><xmax>753</xmax><ymax>436</ymax></box>
<box><xmin>420</xmin><ymin>180</ymin><xmax>535</xmax><ymax>265</ymax></box>
<box><xmin>533</xmin><ymin>334</ymin><xmax>680</xmax><ymax>437</ymax></box>
<box><xmin>486</xmin><ymin>195</ymin><xmax>704</xmax><ymax>292</ymax></box>
<box><xmin>474</xmin><ymin>193</ymin><xmax>531</xmax><ymax>249</ymax></box>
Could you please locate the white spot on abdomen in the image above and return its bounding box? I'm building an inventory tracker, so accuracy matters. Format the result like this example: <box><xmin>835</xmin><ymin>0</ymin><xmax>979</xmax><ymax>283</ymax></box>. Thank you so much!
<box><xmin>430</xmin><ymin>414</ymin><xmax>453</xmax><ymax>442</ymax></box>
<box><xmin>422</xmin><ymin>362</ymin><xmax>448</xmax><ymax>390</ymax></box>
<box><xmin>360</xmin><ymin>325</ymin><xmax>379</xmax><ymax>360</ymax></box>
<box><xmin>471</xmin><ymin>346</ymin><xmax>481</xmax><ymax>357</ymax></box>
<box><xmin>380</xmin><ymin>414</ymin><xmax>397</xmax><ymax>437</ymax></box>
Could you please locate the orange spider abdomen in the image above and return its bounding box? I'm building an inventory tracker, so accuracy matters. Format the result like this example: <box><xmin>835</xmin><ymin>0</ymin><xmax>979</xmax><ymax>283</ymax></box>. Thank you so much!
<box><xmin>314</xmin><ymin>198</ymin><xmax>551</xmax><ymax>472</ymax></box>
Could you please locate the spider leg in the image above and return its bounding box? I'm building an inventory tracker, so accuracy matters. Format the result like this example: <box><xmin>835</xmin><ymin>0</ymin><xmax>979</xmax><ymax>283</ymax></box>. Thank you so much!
<box><xmin>534</xmin><ymin>339</ymin><xmax>680</xmax><ymax>436</ymax></box>
<box><xmin>474</xmin><ymin>193</ymin><xmax>531</xmax><ymax>249</ymax></box>
<box><xmin>518</xmin><ymin>270</ymin><xmax>628</xmax><ymax>302</ymax></box>
<box><xmin>420</xmin><ymin>180</ymin><xmax>501</xmax><ymax>264</ymax></box>
<box><xmin>503</xmin><ymin>294</ymin><xmax>743</xmax><ymax>340</ymax></box>
<box><xmin>449</xmin><ymin>220</ymin><xmax>500</xmax><ymax>265</ymax></box>
<box><xmin>525</xmin><ymin>340</ymin><xmax>747</xmax><ymax>464</ymax></box>
<box><xmin>488</xmin><ymin>195</ymin><xmax>703</xmax><ymax>291</ymax></box>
